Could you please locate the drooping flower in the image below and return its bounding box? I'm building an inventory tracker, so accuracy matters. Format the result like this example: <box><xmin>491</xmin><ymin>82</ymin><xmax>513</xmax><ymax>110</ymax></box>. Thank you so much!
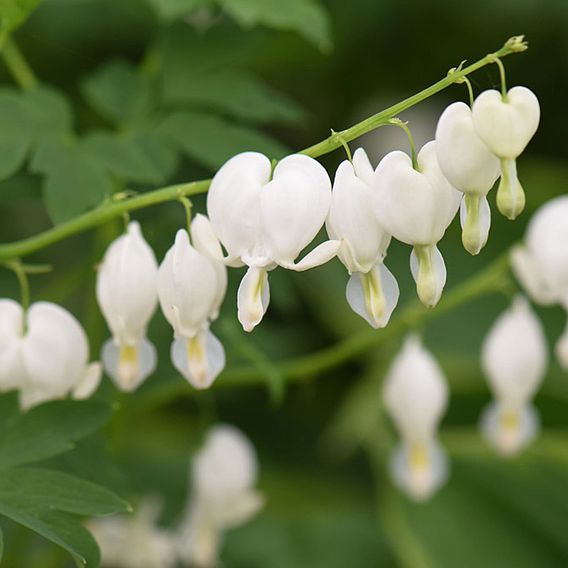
<box><xmin>176</xmin><ymin>425</ymin><xmax>263</xmax><ymax>567</ymax></box>
<box><xmin>207</xmin><ymin>152</ymin><xmax>340</xmax><ymax>332</ymax></box>
<box><xmin>435</xmin><ymin>101</ymin><xmax>500</xmax><ymax>254</ymax></box>
<box><xmin>510</xmin><ymin>195</ymin><xmax>568</xmax><ymax>369</ymax></box>
<box><xmin>90</xmin><ymin>498</ymin><xmax>177</xmax><ymax>568</ymax></box>
<box><xmin>96</xmin><ymin>221</ymin><xmax>159</xmax><ymax>391</ymax></box>
<box><xmin>472</xmin><ymin>86</ymin><xmax>540</xmax><ymax>220</ymax></box>
<box><xmin>0</xmin><ymin>299</ymin><xmax>101</xmax><ymax>410</ymax></box>
<box><xmin>158</xmin><ymin>215</ymin><xmax>227</xmax><ymax>389</ymax></box>
<box><xmin>382</xmin><ymin>334</ymin><xmax>449</xmax><ymax>501</ymax></box>
<box><xmin>373</xmin><ymin>141</ymin><xmax>462</xmax><ymax>307</ymax></box>
<box><xmin>480</xmin><ymin>296</ymin><xmax>547</xmax><ymax>456</ymax></box>
<box><xmin>326</xmin><ymin>148</ymin><xmax>399</xmax><ymax>328</ymax></box>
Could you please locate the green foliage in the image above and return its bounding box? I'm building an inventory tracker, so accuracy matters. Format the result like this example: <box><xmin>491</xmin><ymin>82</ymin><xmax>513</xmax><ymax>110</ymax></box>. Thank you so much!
<box><xmin>0</xmin><ymin>393</ymin><xmax>128</xmax><ymax>567</ymax></box>
<box><xmin>0</xmin><ymin>0</ymin><xmax>42</xmax><ymax>34</ymax></box>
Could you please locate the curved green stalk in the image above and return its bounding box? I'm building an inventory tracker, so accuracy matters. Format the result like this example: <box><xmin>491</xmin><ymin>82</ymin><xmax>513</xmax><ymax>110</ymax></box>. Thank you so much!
<box><xmin>0</xmin><ymin>36</ymin><xmax>527</xmax><ymax>262</ymax></box>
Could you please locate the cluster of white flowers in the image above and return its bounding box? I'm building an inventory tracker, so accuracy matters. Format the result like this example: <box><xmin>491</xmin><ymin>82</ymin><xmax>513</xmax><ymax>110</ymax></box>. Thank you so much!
<box><xmin>90</xmin><ymin>425</ymin><xmax>262</xmax><ymax>568</ymax></box>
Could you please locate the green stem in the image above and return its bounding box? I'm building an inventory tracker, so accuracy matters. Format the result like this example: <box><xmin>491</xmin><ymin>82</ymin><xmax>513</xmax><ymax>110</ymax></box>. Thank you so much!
<box><xmin>1</xmin><ymin>37</ymin><xmax>37</xmax><ymax>90</ymax></box>
<box><xmin>389</xmin><ymin>119</ymin><xmax>418</xmax><ymax>169</ymax></box>
<box><xmin>492</xmin><ymin>55</ymin><xmax>508</xmax><ymax>98</ymax></box>
<box><xmin>179</xmin><ymin>196</ymin><xmax>193</xmax><ymax>233</ymax></box>
<box><xmin>5</xmin><ymin>259</ymin><xmax>31</xmax><ymax>312</ymax></box>
<box><xmin>0</xmin><ymin>36</ymin><xmax>526</xmax><ymax>262</ymax></box>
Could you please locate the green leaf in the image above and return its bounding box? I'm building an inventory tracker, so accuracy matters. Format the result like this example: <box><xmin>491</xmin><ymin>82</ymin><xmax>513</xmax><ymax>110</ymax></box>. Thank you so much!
<box><xmin>0</xmin><ymin>0</ymin><xmax>43</xmax><ymax>34</ymax></box>
<box><xmin>0</xmin><ymin>90</ymin><xmax>32</xmax><ymax>180</ymax></box>
<box><xmin>81</xmin><ymin>61</ymin><xmax>152</xmax><ymax>125</ymax></box>
<box><xmin>146</xmin><ymin>0</ymin><xmax>211</xmax><ymax>20</ymax></box>
<box><xmin>31</xmin><ymin>140</ymin><xmax>111</xmax><ymax>223</ymax></box>
<box><xmin>159</xmin><ymin>111</ymin><xmax>288</xmax><ymax>170</ymax></box>
<box><xmin>0</xmin><ymin>398</ymin><xmax>112</xmax><ymax>469</ymax></box>
<box><xmin>222</xmin><ymin>0</ymin><xmax>332</xmax><ymax>51</ymax></box>
<box><xmin>164</xmin><ymin>69</ymin><xmax>306</xmax><ymax>125</ymax></box>
<box><xmin>21</xmin><ymin>85</ymin><xmax>73</xmax><ymax>142</ymax></box>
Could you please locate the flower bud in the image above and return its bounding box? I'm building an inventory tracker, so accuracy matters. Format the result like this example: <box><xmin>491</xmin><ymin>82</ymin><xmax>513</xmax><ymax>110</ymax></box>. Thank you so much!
<box><xmin>383</xmin><ymin>334</ymin><xmax>449</xmax><ymax>500</ymax></box>
<box><xmin>480</xmin><ymin>296</ymin><xmax>547</xmax><ymax>456</ymax></box>
<box><xmin>373</xmin><ymin>141</ymin><xmax>461</xmax><ymax>307</ymax></box>
<box><xmin>472</xmin><ymin>87</ymin><xmax>540</xmax><ymax>220</ymax></box>
<box><xmin>326</xmin><ymin>148</ymin><xmax>399</xmax><ymax>327</ymax></box>
<box><xmin>96</xmin><ymin>221</ymin><xmax>158</xmax><ymax>391</ymax></box>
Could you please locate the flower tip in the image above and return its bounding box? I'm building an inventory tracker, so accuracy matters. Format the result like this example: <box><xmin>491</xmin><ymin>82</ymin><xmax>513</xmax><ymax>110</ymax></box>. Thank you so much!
<box><xmin>504</xmin><ymin>35</ymin><xmax>528</xmax><ymax>53</ymax></box>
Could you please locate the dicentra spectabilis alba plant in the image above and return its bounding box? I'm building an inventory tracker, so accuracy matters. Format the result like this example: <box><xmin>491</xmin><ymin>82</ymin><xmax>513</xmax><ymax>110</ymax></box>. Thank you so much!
<box><xmin>0</xmin><ymin>300</ymin><xmax>101</xmax><ymax>410</ymax></box>
<box><xmin>480</xmin><ymin>296</ymin><xmax>547</xmax><ymax>456</ymax></box>
<box><xmin>373</xmin><ymin>141</ymin><xmax>462</xmax><ymax>307</ymax></box>
<box><xmin>435</xmin><ymin>101</ymin><xmax>500</xmax><ymax>255</ymax></box>
<box><xmin>96</xmin><ymin>221</ymin><xmax>159</xmax><ymax>392</ymax></box>
<box><xmin>207</xmin><ymin>151</ymin><xmax>340</xmax><ymax>332</ymax></box>
<box><xmin>158</xmin><ymin>215</ymin><xmax>227</xmax><ymax>389</ymax></box>
<box><xmin>510</xmin><ymin>195</ymin><xmax>568</xmax><ymax>370</ymax></box>
<box><xmin>326</xmin><ymin>148</ymin><xmax>399</xmax><ymax>328</ymax></box>
<box><xmin>176</xmin><ymin>425</ymin><xmax>263</xmax><ymax>567</ymax></box>
<box><xmin>383</xmin><ymin>334</ymin><xmax>449</xmax><ymax>501</ymax></box>
<box><xmin>90</xmin><ymin>498</ymin><xmax>177</xmax><ymax>568</ymax></box>
<box><xmin>472</xmin><ymin>86</ymin><xmax>540</xmax><ymax>220</ymax></box>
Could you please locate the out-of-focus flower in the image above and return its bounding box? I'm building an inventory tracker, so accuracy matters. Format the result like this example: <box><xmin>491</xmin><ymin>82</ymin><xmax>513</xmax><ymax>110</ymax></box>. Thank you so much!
<box><xmin>176</xmin><ymin>425</ymin><xmax>263</xmax><ymax>567</ymax></box>
<box><xmin>472</xmin><ymin>86</ymin><xmax>540</xmax><ymax>220</ymax></box>
<box><xmin>90</xmin><ymin>498</ymin><xmax>177</xmax><ymax>568</ymax></box>
<box><xmin>96</xmin><ymin>221</ymin><xmax>158</xmax><ymax>391</ymax></box>
<box><xmin>207</xmin><ymin>152</ymin><xmax>340</xmax><ymax>332</ymax></box>
<box><xmin>326</xmin><ymin>148</ymin><xmax>399</xmax><ymax>328</ymax></box>
<box><xmin>480</xmin><ymin>296</ymin><xmax>547</xmax><ymax>456</ymax></box>
<box><xmin>435</xmin><ymin>101</ymin><xmax>500</xmax><ymax>254</ymax></box>
<box><xmin>383</xmin><ymin>334</ymin><xmax>449</xmax><ymax>501</ymax></box>
<box><xmin>510</xmin><ymin>195</ymin><xmax>568</xmax><ymax>369</ymax></box>
<box><xmin>373</xmin><ymin>141</ymin><xmax>461</xmax><ymax>307</ymax></box>
<box><xmin>0</xmin><ymin>300</ymin><xmax>101</xmax><ymax>410</ymax></box>
<box><xmin>158</xmin><ymin>216</ymin><xmax>227</xmax><ymax>389</ymax></box>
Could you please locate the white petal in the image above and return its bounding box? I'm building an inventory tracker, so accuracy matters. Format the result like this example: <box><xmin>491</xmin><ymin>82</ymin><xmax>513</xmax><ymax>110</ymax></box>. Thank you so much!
<box><xmin>72</xmin><ymin>362</ymin><xmax>102</xmax><ymax>399</ymax></box>
<box><xmin>237</xmin><ymin>266</ymin><xmax>270</xmax><ymax>332</ymax></box>
<box><xmin>102</xmin><ymin>337</ymin><xmax>157</xmax><ymax>392</ymax></box>
<box><xmin>410</xmin><ymin>245</ymin><xmax>447</xmax><ymax>307</ymax></box>
<box><xmin>96</xmin><ymin>221</ymin><xmax>158</xmax><ymax>346</ymax></box>
<box><xmin>207</xmin><ymin>152</ymin><xmax>270</xmax><ymax>261</ymax></box>
<box><xmin>390</xmin><ymin>438</ymin><xmax>449</xmax><ymax>501</ymax></box>
<box><xmin>510</xmin><ymin>245</ymin><xmax>557</xmax><ymax>305</ymax></box>
<box><xmin>496</xmin><ymin>158</ymin><xmax>525</xmax><ymax>220</ymax></box>
<box><xmin>472</xmin><ymin>86</ymin><xmax>540</xmax><ymax>159</ymax></box>
<box><xmin>351</xmin><ymin>147</ymin><xmax>376</xmax><ymax>186</ymax></box>
<box><xmin>383</xmin><ymin>334</ymin><xmax>448</xmax><ymax>441</ymax></box>
<box><xmin>261</xmin><ymin>154</ymin><xmax>331</xmax><ymax>264</ymax></box>
<box><xmin>191</xmin><ymin>214</ymin><xmax>224</xmax><ymax>262</ymax></box>
<box><xmin>481</xmin><ymin>296</ymin><xmax>548</xmax><ymax>407</ymax></box>
<box><xmin>171</xmin><ymin>329</ymin><xmax>225</xmax><ymax>389</ymax></box>
<box><xmin>158</xmin><ymin>229</ymin><xmax>220</xmax><ymax>338</ymax></box>
<box><xmin>279</xmin><ymin>239</ymin><xmax>340</xmax><ymax>271</ymax></box>
<box><xmin>460</xmin><ymin>194</ymin><xmax>491</xmax><ymax>255</ymax></box>
<box><xmin>346</xmin><ymin>262</ymin><xmax>399</xmax><ymax>328</ymax></box>
<box><xmin>0</xmin><ymin>299</ymin><xmax>25</xmax><ymax>391</ymax></box>
<box><xmin>435</xmin><ymin>101</ymin><xmax>500</xmax><ymax>194</ymax></box>
<box><xmin>480</xmin><ymin>401</ymin><xmax>539</xmax><ymax>457</ymax></box>
<box><xmin>555</xmin><ymin>318</ymin><xmax>568</xmax><ymax>371</ymax></box>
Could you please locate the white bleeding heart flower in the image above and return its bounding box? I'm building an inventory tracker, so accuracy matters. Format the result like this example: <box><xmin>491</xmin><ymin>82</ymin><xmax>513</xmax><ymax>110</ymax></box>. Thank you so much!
<box><xmin>158</xmin><ymin>217</ymin><xmax>227</xmax><ymax>390</ymax></box>
<box><xmin>90</xmin><ymin>498</ymin><xmax>177</xmax><ymax>568</ymax></box>
<box><xmin>435</xmin><ymin>101</ymin><xmax>500</xmax><ymax>255</ymax></box>
<box><xmin>383</xmin><ymin>334</ymin><xmax>449</xmax><ymax>501</ymax></box>
<box><xmin>472</xmin><ymin>86</ymin><xmax>540</xmax><ymax>220</ymax></box>
<box><xmin>373</xmin><ymin>140</ymin><xmax>461</xmax><ymax>307</ymax></box>
<box><xmin>480</xmin><ymin>296</ymin><xmax>547</xmax><ymax>456</ymax></box>
<box><xmin>326</xmin><ymin>148</ymin><xmax>399</xmax><ymax>328</ymax></box>
<box><xmin>96</xmin><ymin>221</ymin><xmax>158</xmax><ymax>392</ymax></box>
<box><xmin>176</xmin><ymin>425</ymin><xmax>263</xmax><ymax>568</ymax></box>
<box><xmin>207</xmin><ymin>152</ymin><xmax>340</xmax><ymax>332</ymax></box>
<box><xmin>510</xmin><ymin>195</ymin><xmax>568</xmax><ymax>369</ymax></box>
<box><xmin>0</xmin><ymin>299</ymin><xmax>101</xmax><ymax>410</ymax></box>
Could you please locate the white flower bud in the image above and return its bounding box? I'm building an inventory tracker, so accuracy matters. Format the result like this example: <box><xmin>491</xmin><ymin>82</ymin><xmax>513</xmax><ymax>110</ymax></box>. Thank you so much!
<box><xmin>480</xmin><ymin>296</ymin><xmax>547</xmax><ymax>456</ymax></box>
<box><xmin>435</xmin><ymin>102</ymin><xmax>500</xmax><ymax>254</ymax></box>
<box><xmin>0</xmin><ymin>300</ymin><xmax>101</xmax><ymax>410</ymax></box>
<box><xmin>96</xmin><ymin>221</ymin><xmax>158</xmax><ymax>391</ymax></box>
<box><xmin>176</xmin><ymin>425</ymin><xmax>263</xmax><ymax>567</ymax></box>
<box><xmin>472</xmin><ymin>87</ymin><xmax>540</xmax><ymax>219</ymax></box>
<box><xmin>207</xmin><ymin>152</ymin><xmax>340</xmax><ymax>331</ymax></box>
<box><xmin>326</xmin><ymin>148</ymin><xmax>399</xmax><ymax>328</ymax></box>
<box><xmin>383</xmin><ymin>334</ymin><xmax>449</xmax><ymax>500</ymax></box>
<box><xmin>373</xmin><ymin>141</ymin><xmax>461</xmax><ymax>307</ymax></box>
<box><xmin>158</xmin><ymin>225</ymin><xmax>226</xmax><ymax>389</ymax></box>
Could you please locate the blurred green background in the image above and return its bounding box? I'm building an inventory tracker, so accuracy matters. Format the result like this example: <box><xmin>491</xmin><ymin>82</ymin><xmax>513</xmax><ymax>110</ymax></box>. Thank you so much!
<box><xmin>1</xmin><ymin>0</ymin><xmax>568</xmax><ymax>566</ymax></box>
